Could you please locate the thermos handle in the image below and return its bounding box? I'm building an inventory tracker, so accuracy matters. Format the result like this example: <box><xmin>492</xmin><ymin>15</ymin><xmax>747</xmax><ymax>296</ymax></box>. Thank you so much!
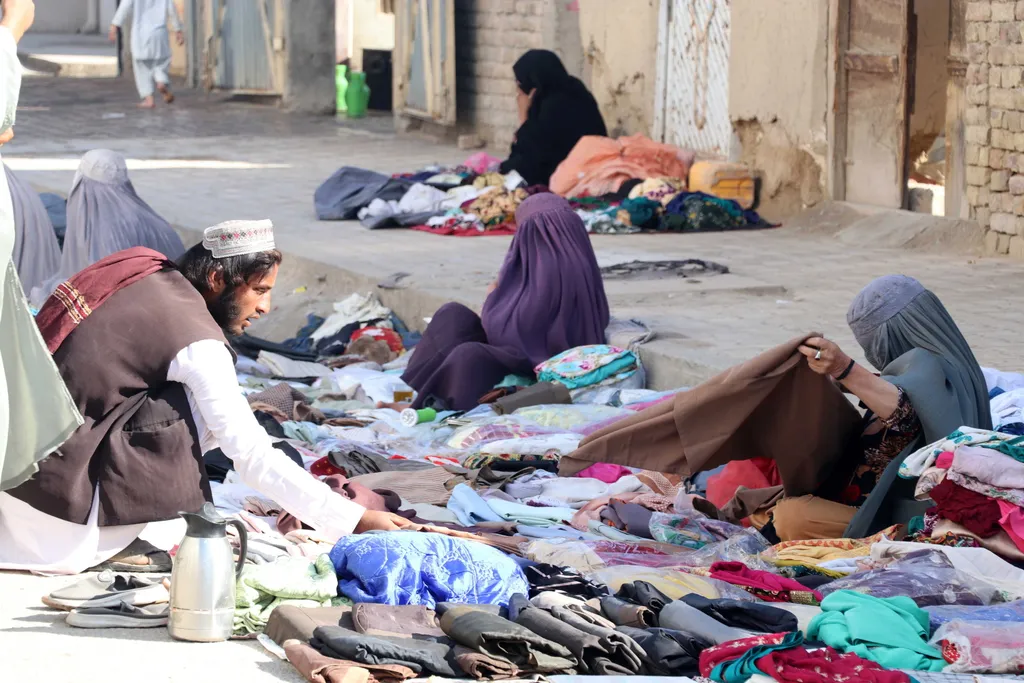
<box><xmin>228</xmin><ymin>519</ymin><xmax>248</xmax><ymax>579</ymax></box>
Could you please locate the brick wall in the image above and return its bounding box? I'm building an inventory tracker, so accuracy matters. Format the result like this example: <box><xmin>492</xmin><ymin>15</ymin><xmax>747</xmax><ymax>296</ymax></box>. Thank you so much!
<box><xmin>965</xmin><ymin>0</ymin><xmax>1024</xmax><ymax>256</ymax></box>
<box><xmin>454</xmin><ymin>0</ymin><xmax>556</xmax><ymax>150</ymax></box>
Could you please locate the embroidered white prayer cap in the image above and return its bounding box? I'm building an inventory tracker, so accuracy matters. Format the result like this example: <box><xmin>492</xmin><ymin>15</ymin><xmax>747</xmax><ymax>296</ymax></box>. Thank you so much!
<box><xmin>202</xmin><ymin>219</ymin><xmax>276</xmax><ymax>259</ymax></box>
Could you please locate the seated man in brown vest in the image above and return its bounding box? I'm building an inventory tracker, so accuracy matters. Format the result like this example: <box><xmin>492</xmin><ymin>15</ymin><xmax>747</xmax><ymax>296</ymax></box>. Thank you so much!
<box><xmin>0</xmin><ymin>220</ymin><xmax>408</xmax><ymax>574</ymax></box>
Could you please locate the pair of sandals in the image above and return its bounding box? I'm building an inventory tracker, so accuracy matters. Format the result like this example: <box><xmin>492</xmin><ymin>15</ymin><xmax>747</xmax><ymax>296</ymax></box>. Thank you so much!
<box><xmin>43</xmin><ymin>569</ymin><xmax>171</xmax><ymax>629</ymax></box>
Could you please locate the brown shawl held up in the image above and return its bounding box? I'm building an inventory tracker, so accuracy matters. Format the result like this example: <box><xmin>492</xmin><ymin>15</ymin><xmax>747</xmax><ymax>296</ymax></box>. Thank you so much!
<box><xmin>559</xmin><ymin>334</ymin><xmax>862</xmax><ymax>497</ymax></box>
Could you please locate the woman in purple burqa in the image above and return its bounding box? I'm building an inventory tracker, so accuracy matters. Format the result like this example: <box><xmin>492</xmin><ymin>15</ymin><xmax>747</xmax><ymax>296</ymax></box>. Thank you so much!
<box><xmin>402</xmin><ymin>193</ymin><xmax>609</xmax><ymax>411</ymax></box>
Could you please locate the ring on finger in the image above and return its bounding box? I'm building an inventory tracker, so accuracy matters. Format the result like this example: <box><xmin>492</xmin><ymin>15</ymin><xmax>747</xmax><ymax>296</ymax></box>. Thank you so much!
<box><xmin>814</xmin><ymin>350</ymin><xmax>822</xmax><ymax>360</ymax></box>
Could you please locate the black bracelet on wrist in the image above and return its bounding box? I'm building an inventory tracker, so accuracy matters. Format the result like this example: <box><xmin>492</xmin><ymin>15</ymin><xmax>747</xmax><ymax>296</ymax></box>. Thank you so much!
<box><xmin>834</xmin><ymin>359</ymin><xmax>856</xmax><ymax>382</ymax></box>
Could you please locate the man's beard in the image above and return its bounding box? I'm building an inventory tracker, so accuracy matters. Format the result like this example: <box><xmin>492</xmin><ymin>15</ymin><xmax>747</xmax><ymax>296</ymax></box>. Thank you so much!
<box><xmin>207</xmin><ymin>288</ymin><xmax>244</xmax><ymax>336</ymax></box>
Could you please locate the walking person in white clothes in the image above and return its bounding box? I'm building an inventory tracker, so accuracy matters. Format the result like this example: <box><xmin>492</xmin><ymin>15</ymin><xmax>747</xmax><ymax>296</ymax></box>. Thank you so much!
<box><xmin>109</xmin><ymin>0</ymin><xmax>184</xmax><ymax>108</ymax></box>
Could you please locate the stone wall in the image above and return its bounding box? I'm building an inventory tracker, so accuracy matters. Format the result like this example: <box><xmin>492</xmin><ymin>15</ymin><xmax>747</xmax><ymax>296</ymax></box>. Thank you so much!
<box><xmin>452</xmin><ymin>0</ymin><xmax>657</xmax><ymax>152</ymax></box>
<box><xmin>454</xmin><ymin>0</ymin><xmax>553</xmax><ymax>150</ymax></box>
<box><xmin>964</xmin><ymin>0</ymin><xmax>1024</xmax><ymax>256</ymax></box>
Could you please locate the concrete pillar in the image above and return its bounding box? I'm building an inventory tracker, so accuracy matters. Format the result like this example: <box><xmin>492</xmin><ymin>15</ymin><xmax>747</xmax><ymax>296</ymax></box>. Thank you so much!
<box><xmin>283</xmin><ymin>0</ymin><xmax>337</xmax><ymax>114</ymax></box>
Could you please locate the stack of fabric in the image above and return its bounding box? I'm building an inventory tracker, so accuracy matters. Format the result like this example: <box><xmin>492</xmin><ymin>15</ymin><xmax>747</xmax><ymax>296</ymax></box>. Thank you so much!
<box><xmin>903</xmin><ymin>427</ymin><xmax>1024</xmax><ymax>561</ymax></box>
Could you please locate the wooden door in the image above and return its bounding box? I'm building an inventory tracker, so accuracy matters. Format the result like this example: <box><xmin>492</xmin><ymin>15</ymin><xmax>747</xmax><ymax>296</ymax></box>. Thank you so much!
<box><xmin>945</xmin><ymin>0</ymin><xmax>967</xmax><ymax>218</ymax></box>
<box><xmin>394</xmin><ymin>0</ymin><xmax>456</xmax><ymax>125</ymax></box>
<box><xmin>829</xmin><ymin>0</ymin><xmax>913</xmax><ymax>208</ymax></box>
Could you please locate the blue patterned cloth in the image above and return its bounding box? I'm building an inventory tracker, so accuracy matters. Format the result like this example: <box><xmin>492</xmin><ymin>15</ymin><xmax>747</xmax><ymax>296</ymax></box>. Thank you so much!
<box><xmin>328</xmin><ymin>531</ymin><xmax>529</xmax><ymax>608</ymax></box>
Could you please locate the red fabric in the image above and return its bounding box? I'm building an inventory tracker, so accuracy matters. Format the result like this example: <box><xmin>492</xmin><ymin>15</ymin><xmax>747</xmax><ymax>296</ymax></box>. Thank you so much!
<box><xmin>410</xmin><ymin>221</ymin><xmax>517</xmax><ymax>237</ymax></box>
<box><xmin>350</xmin><ymin>326</ymin><xmax>404</xmax><ymax>353</ymax></box>
<box><xmin>935</xmin><ymin>451</ymin><xmax>954</xmax><ymax>469</ymax></box>
<box><xmin>709</xmin><ymin>561</ymin><xmax>824</xmax><ymax>602</ymax></box>
<box><xmin>706</xmin><ymin>457</ymin><xmax>781</xmax><ymax>510</ymax></box>
<box><xmin>310</xmin><ymin>456</ymin><xmax>346</xmax><ymax>477</ymax></box>
<box><xmin>930</xmin><ymin>478</ymin><xmax>1002</xmax><ymax>538</ymax></box>
<box><xmin>35</xmin><ymin>247</ymin><xmax>171</xmax><ymax>354</ymax></box>
<box><xmin>757</xmin><ymin>646</ymin><xmax>912</xmax><ymax>683</ymax></box>
<box><xmin>699</xmin><ymin>633</ymin><xmax>789</xmax><ymax>677</ymax></box>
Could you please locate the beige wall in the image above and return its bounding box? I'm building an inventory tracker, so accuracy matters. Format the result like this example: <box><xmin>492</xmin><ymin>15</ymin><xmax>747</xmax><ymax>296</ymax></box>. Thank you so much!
<box><xmin>346</xmin><ymin>0</ymin><xmax>395</xmax><ymax>72</ymax></box>
<box><xmin>729</xmin><ymin>0</ymin><xmax>830</xmax><ymax>220</ymax></box>
<box><xmin>575</xmin><ymin>0</ymin><xmax>660</xmax><ymax>137</ymax></box>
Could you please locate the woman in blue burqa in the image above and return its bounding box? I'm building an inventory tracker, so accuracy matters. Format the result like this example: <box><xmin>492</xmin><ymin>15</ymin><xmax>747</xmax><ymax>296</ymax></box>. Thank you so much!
<box><xmin>4</xmin><ymin>163</ymin><xmax>60</xmax><ymax>296</ymax></box>
<box><xmin>776</xmin><ymin>274</ymin><xmax>991</xmax><ymax>539</ymax></box>
<box><xmin>31</xmin><ymin>149</ymin><xmax>184</xmax><ymax>305</ymax></box>
<box><xmin>400</xmin><ymin>193</ymin><xmax>610</xmax><ymax>412</ymax></box>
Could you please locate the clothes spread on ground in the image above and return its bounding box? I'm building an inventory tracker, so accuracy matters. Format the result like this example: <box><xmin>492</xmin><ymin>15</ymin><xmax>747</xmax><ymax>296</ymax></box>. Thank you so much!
<box><xmin>807</xmin><ymin>590</ymin><xmax>945</xmax><ymax>671</ymax></box>
<box><xmin>328</xmin><ymin>531</ymin><xmax>529</xmax><ymax>608</ymax></box>
<box><xmin>234</xmin><ymin>554</ymin><xmax>339</xmax><ymax>634</ymax></box>
<box><xmin>440</xmin><ymin>604</ymin><xmax>577</xmax><ymax>675</ymax></box>
<box><xmin>311</xmin><ymin>625</ymin><xmax>460</xmax><ymax>677</ymax></box>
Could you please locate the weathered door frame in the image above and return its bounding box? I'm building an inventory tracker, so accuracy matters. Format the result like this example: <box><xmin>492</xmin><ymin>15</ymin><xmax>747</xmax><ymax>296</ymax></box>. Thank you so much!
<box><xmin>393</xmin><ymin>0</ymin><xmax>456</xmax><ymax>125</ymax></box>
<box><xmin>194</xmin><ymin>0</ymin><xmax>286</xmax><ymax>96</ymax></box>
<box><xmin>653</xmin><ymin>0</ymin><xmax>732</xmax><ymax>156</ymax></box>
<box><xmin>945</xmin><ymin>0</ymin><xmax>968</xmax><ymax>219</ymax></box>
<box><xmin>826</xmin><ymin>0</ymin><xmax>914</xmax><ymax>209</ymax></box>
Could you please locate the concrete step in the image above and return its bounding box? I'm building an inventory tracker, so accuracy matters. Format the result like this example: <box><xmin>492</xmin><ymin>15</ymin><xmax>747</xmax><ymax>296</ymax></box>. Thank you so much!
<box><xmin>17</xmin><ymin>33</ymin><xmax>118</xmax><ymax>79</ymax></box>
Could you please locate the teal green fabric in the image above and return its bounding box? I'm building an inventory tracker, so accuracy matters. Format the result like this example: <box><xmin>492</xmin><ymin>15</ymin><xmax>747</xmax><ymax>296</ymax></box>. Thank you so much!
<box><xmin>496</xmin><ymin>374</ymin><xmax>536</xmax><ymax>389</ymax></box>
<box><xmin>538</xmin><ymin>354</ymin><xmax>637</xmax><ymax>390</ymax></box>
<box><xmin>234</xmin><ymin>554</ymin><xmax>340</xmax><ymax>635</ymax></box>
<box><xmin>710</xmin><ymin>631</ymin><xmax>804</xmax><ymax>683</ymax></box>
<box><xmin>807</xmin><ymin>590</ymin><xmax>944</xmax><ymax>672</ymax></box>
<box><xmin>983</xmin><ymin>436</ymin><xmax>1024</xmax><ymax>463</ymax></box>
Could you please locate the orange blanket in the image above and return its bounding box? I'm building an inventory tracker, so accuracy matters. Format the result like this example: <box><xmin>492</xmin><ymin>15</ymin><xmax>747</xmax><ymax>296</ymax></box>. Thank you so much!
<box><xmin>549</xmin><ymin>134</ymin><xmax>696</xmax><ymax>198</ymax></box>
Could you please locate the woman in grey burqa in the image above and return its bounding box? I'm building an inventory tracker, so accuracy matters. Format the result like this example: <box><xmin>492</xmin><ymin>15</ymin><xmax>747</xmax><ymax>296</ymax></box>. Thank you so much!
<box><xmin>31</xmin><ymin>149</ymin><xmax>184</xmax><ymax>304</ymax></box>
<box><xmin>3</xmin><ymin>164</ymin><xmax>60</xmax><ymax>296</ymax></box>
<box><xmin>768</xmin><ymin>275</ymin><xmax>991</xmax><ymax>540</ymax></box>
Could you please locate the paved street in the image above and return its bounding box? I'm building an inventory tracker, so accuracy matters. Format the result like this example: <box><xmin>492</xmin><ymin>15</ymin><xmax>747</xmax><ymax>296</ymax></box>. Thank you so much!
<box><xmin>3</xmin><ymin>74</ymin><xmax>1024</xmax><ymax>683</ymax></box>
<box><xmin>7</xmin><ymin>76</ymin><xmax>1023</xmax><ymax>389</ymax></box>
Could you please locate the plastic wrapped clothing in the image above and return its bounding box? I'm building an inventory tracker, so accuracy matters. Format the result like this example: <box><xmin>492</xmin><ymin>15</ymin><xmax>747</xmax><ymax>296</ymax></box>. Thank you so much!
<box><xmin>4</xmin><ymin>164</ymin><xmax>60</xmax><ymax>295</ymax></box>
<box><xmin>33</xmin><ymin>149</ymin><xmax>184</xmax><ymax>304</ymax></box>
<box><xmin>925</xmin><ymin>600</ymin><xmax>1024</xmax><ymax>630</ymax></box>
<box><xmin>819</xmin><ymin>549</ymin><xmax>1000</xmax><ymax>607</ymax></box>
<box><xmin>0</xmin><ymin>27</ymin><xmax>83</xmax><ymax>492</ymax></box>
<box><xmin>928</xmin><ymin>620</ymin><xmax>1024</xmax><ymax>674</ymax></box>
<box><xmin>329</xmin><ymin>531</ymin><xmax>529</xmax><ymax>608</ymax></box>
<box><xmin>314</xmin><ymin>166</ymin><xmax>412</xmax><ymax>220</ymax></box>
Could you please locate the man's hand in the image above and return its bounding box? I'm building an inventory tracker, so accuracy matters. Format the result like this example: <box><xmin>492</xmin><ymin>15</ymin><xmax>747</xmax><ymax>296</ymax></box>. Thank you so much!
<box><xmin>0</xmin><ymin>128</ymin><xmax>13</xmax><ymax>147</ymax></box>
<box><xmin>175</xmin><ymin>30</ymin><xmax>184</xmax><ymax>46</ymax></box>
<box><xmin>108</xmin><ymin>25</ymin><xmax>118</xmax><ymax>43</ymax></box>
<box><xmin>353</xmin><ymin>510</ymin><xmax>414</xmax><ymax>533</ymax></box>
<box><xmin>0</xmin><ymin>0</ymin><xmax>35</xmax><ymax>43</ymax></box>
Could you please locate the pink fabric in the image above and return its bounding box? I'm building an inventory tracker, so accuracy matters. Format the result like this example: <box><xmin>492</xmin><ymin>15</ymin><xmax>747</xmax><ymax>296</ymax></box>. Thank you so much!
<box><xmin>464</xmin><ymin>152</ymin><xmax>502</xmax><ymax>174</ymax></box>
<box><xmin>576</xmin><ymin>462</ymin><xmax>632</xmax><ymax>483</ymax></box>
<box><xmin>935</xmin><ymin>451</ymin><xmax>955</xmax><ymax>469</ymax></box>
<box><xmin>549</xmin><ymin>135</ymin><xmax>695</xmax><ymax>198</ymax></box>
<box><xmin>709</xmin><ymin>561</ymin><xmax>824</xmax><ymax>602</ymax></box>
<box><xmin>997</xmin><ymin>500</ymin><xmax>1024</xmax><ymax>553</ymax></box>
